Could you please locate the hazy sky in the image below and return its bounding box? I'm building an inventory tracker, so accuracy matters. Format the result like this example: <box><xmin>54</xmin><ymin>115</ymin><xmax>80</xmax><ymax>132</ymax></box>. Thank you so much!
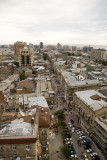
<box><xmin>0</xmin><ymin>0</ymin><xmax>107</xmax><ymax>45</ymax></box>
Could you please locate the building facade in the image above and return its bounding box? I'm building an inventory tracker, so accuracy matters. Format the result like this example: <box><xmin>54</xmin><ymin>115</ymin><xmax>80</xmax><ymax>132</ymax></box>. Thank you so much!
<box><xmin>90</xmin><ymin>49</ymin><xmax>107</xmax><ymax>61</ymax></box>
<box><xmin>93</xmin><ymin>116</ymin><xmax>107</xmax><ymax>157</ymax></box>
<box><xmin>19</xmin><ymin>48</ymin><xmax>34</xmax><ymax>67</ymax></box>
<box><xmin>14</xmin><ymin>41</ymin><xmax>27</xmax><ymax>56</ymax></box>
<box><xmin>74</xmin><ymin>90</ymin><xmax>107</xmax><ymax>134</ymax></box>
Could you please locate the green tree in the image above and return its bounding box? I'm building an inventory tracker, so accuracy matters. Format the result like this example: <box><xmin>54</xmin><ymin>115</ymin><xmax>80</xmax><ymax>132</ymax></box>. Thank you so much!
<box><xmin>61</xmin><ymin>146</ymin><xmax>70</xmax><ymax>158</ymax></box>
<box><xmin>20</xmin><ymin>72</ymin><xmax>25</xmax><ymax>81</ymax></box>
<box><xmin>43</xmin><ymin>53</ymin><xmax>47</xmax><ymax>60</ymax></box>
<box><xmin>54</xmin><ymin>110</ymin><xmax>65</xmax><ymax>121</ymax></box>
<box><xmin>14</xmin><ymin>62</ymin><xmax>19</xmax><ymax>68</ymax></box>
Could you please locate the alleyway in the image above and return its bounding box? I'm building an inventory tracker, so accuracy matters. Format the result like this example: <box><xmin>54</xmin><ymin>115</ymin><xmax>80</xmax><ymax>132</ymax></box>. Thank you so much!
<box><xmin>50</xmin><ymin>129</ymin><xmax>67</xmax><ymax>160</ymax></box>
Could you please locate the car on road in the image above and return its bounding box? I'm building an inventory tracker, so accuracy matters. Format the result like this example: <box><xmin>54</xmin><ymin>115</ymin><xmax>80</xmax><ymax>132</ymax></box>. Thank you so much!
<box><xmin>83</xmin><ymin>153</ymin><xmax>88</xmax><ymax>160</ymax></box>
<box><xmin>86</xmin><ymin>149</ymin><xmax>93</xmax><ymax>153</ymax></box>
<box><xmin>80</xmin><ymin>136</ymin><xmax>86</xmax><ymax>140</ymax></box>
<box><xmin>70</xmin><ymin>119</ymin><xmax>74</xmax><ymax>124</ymax></box>
<box><xmin>65</xmin><ymin>138</ymin><xmax>72</xmax><ymax>141</ymax></box>
<box><xmin>77</xmin><ymin>140</ymin><xmax>81</xmax><ymax>147</ymax></box>
<box><xmin>90</xmin><ymin>153</ymin><xmax>100</xmax><ymax>160</ymax></box>
<box><xmin>92</xmin><ymin>155</ymin><xmax>100</xmax><ymax>160</ymax></box>
<box><xmin>84</xmin><ymin>144</ymin><xmax>91</xmax><ymax>149</ymax></box>
<box><xmin>90</xmin><ymin>153</ymin><xmax>98</xmax><ymax>157</ymax></box>
<box><xmin>76</xmin><ymin>127</ymin><xmax>81</xmax><ymax>130</ymax></box>
<box><xmin>70</xmin><ymin>154</ymin><xmax>77</xmax><ymax>158</ymax></box>
<box><xmin>72</xmin><ymin>129</ymin><xmax>75</xmax><ymax>133</ymax></box>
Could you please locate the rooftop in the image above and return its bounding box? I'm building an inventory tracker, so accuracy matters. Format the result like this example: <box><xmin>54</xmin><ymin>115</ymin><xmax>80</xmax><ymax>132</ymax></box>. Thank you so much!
<box><xmin>0</xmin><ymin>119</ymin><xmax>33</xmax><ymax>137</ymax></box>
<box><xmin>75</xmin><ymin>90</ymin><xmax>107</xmax><ymax>111</ymax></box>
<box><xmin>0</xmin><ymin>74</ymin><xmax>19</xmax><ymax>92</ymax></box>
<box><xmin>62</xmin><ymin>71</ymin><xmax>100</xmax><ymax>87</ymax></box>
<box><xmin>28</xmin><ymin>96</ymin><xmax>49</xmax><ymax>108</ymax></box>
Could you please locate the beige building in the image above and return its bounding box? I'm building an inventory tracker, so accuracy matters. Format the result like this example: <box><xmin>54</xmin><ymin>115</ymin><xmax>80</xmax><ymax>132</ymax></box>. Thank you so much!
<box><xmin>0</xmin><ymin>105</ymin><xmax>51</xmax><ymax>160</ymax></box>
<box><xmin>14</xmin><ymin>41</ymin><xmax>26</xmax><ymax>56</ymax></box>
<box><xmin>35</xmin><ymin>73</ymin><xmax>55</xmax><ymax>105</ymax></box>
<box><xmin>90</xmin><ymin>49</ymin><xmax>107</xmax><ymax>60</ymax></box>
<box><xmin>93</xmin><ymin>116</ymin><xmax>107</xmax><ymax>156</ymax></box>
<box><xmin>74</xmin><ymin>90</ymin><xmax>107</xmax><ymax>134</ymax></box>
<box><xmin>0</xmin><ymin>115</ymin><xmax>39</xmax><ymax>160</ymax></box>
<box><xmin>59</xmin><ymin>71</ymin><xmax>101</xmax><ymax>104</ymax></box>
<box><xmin>19</xmin><ymin>47</ymin><xmax>34</xmax><ymax>67</ymax></box>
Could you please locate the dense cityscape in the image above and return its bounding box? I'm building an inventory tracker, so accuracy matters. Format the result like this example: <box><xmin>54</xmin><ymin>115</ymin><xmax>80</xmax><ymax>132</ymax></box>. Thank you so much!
<box><xmin>0</xmin><ymin>0</ymin><xmax>107</xmax><ymax>159</ymax></box>
<box><xmin>0</xmin><ymin>42</ymin><xmax>107</xmax><ymax>160</ymax></box>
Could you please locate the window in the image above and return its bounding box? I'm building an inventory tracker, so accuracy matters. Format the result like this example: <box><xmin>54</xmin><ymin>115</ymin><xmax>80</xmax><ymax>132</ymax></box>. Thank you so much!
<box><xmin>0</xmin><ymin>146</ymin><xmax>2</xmax><ymax>151</ymax></box>
<box><xmin>26</xmin><ymin>145</ymin><xmax>30</xmax><ymax>151</ymax></box>
<box><xmin>26</xmin><ymin>154</ymin><xmax>30</xmax><ymax>158</ymax></box>
<box><xmin>12</xmin><ymin>146</ymin><xmax>16</xmax><ymax>150</ymax></box>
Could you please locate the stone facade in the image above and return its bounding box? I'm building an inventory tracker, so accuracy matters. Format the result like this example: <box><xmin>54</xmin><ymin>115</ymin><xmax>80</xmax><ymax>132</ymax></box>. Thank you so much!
<box><xmin>14</xmin><ymin>41</ymin><xmax>26</xmax><ymax>56</ymax></box>
<box><xmin>19</xmin><ymin>48</ymin><xmax>34</xmax><ymax>67</ymax></box>
<box><xmin>90</xmin><ymin>49</ymin><xmax>107</xmax><ymax>61</ymax></box>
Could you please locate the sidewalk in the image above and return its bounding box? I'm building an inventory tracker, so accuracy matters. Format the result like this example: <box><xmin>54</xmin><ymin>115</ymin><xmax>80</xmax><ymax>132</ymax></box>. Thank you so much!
<box><xmin>49</xmin><ymin>129</ymin><xmax>67</xmax><ymax>160</ymax></box>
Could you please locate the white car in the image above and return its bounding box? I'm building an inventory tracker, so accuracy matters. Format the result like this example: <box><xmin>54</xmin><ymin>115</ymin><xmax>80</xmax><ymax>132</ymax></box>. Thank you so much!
<box><xmin>68</xmin><ymin>122</ymin><xmax>71</xmax><ymax>125</ymax></box>
<box><xmin>90</xmin><ymin>152</ymin><xmax>98</xmax><ymax>157</ymax></box>
<box><xmin>70</xmin><ymin>154</ymin><xmax>77</xmax><ymax>158</ymax></box>
<box><xmin>79</xmin><ymin>136</ymin><xmax>86</xmax><ymax>140</ymax></box>
<box><xmin>77</xmin><ymin>131</ymin><xmax>81</xmax><ymax>134</ymax></box>
<box><xmin>72</xmin><ymin>129</ymin><xmax>75</xmax><ymax>133</ymax></box>
<box><xmin>86</xmin><ymin>149</ymin><xmax>93</xmax><ymax>153</ymax></box>
<box><xmin>69</xmin><ymin>124</ymin><xmax>72</xmax><ymax>128</ymax></box>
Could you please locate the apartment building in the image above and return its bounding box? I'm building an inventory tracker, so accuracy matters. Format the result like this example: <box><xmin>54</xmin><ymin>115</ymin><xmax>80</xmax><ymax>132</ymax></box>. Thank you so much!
<box><xmin>0</xmin><ymin>105</ymin><xmax>51</xmax><ymax>160</ymax></box>
<box><xmin>59</xmin><ymin>71</ymin><xmax>101</xmax><ymax>104</ymax></box>
<box><xmin>74</xmin><ymin>90</ymin><xmax>107</xmax><ymax>134</ymax></box>
<box><xmin>19</xmin><ymin>47</ymin><xmax>34</xmax><ymax>67</ymax></box>
<box><xmin>90</xmin><ymin>49</ymin><xmax>107</xmax><ymax>61</ymax></box>
<box><xmin>14</xmin><ymin>41</ymin><xmax>26</xmax><ymax>56</ymax></box>
<box><xmin>35</xmin><ymin>73</ymin><xmax>54</xmax><ymax>105</ymax></box>
<box><xmin>0</xmin><ymin>113</ymin><xmax>39</xmax><ymax>160</ymax></box>
<box><xmin>93</xmin><ymin>116</ymin><xmax>107</xmax><ymax>156</ymax></box>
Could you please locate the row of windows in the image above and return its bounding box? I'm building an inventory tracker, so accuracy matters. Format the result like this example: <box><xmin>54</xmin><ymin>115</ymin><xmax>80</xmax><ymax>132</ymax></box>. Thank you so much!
<box><xmin>0</xmin><ymin>154</ymin><xmax>31</xmax><ymax>159</ymax></box>
<box><xmin>0</xmin><ymin>145</ymin><xmax>30</xmax><ymax>151</ymax></box>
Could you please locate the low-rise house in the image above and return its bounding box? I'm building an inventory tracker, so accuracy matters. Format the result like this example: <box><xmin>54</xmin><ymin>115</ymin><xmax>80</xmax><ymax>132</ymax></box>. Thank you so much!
<box><xmin>16</xmin><ymin>80</ymin><xmax>36</xmax><ymax>94</ymax></box>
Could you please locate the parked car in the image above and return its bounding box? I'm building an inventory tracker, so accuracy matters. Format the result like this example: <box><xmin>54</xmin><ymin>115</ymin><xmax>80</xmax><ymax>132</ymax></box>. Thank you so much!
<box><xmin>70</xmin><ymin>119</ymin><xmax>74</xmax><ymax>124</ymax></box>
<box><xmin>77</xmin><ymin>140</ymin><xmax>81</xmax><ymax>147</ymax></box>
<box><xmin>86</xmin><ymin>149</ymin><xmax>93</xmax><ymax>153</ymax></box>
<box><xmin>72</xmin><ymin>129</ymin><xmax>75</xmax><ymax>133</ymax></box>
<box><xmin>84</xmin><ymin>144</ymin><xmax>91</xmax><ymax>149</ymax></box>
<box><xmin>90</xmin><ymin>153</ymin><xmax>98</xmax><ymax>157</ymax></box>
<box><xmin>83</xmin><ymin>153</ymin><xmax>88</xmax><ymax>160</ymax></box>
<box><xmin>76</xmin><ymin>127</ymin><xmax>81</xmax><ymax>130</ymax></box>
<box><xmin>80</xmin><ymin>136</ymin><xmax>86</xmax><ymax>140</ymax></box>
<box><xmin>92</xmin><ymin>155</ymin><xmax>100</xmax><ymax>160</ymax></box>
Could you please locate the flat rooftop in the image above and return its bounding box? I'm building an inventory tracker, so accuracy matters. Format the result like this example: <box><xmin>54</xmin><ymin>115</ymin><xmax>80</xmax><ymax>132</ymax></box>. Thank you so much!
<box><xmin>62</xmin><ymin>71</ymin><xmax>100</xmax><ymax>87</ymax></box>
<box><xmin>0</xmin><ymin>119</ymin><xmax>33</xmax><ymax>137</ymax></box>
<box><xmin>28</xmin><ymin>96</ymin><xmax>49</xmax><ymax>108</ymax></box>
<box><xmin>75</xmin><ymin>90</ymin><xmax>107</xmax><ymax>111</ymax></box>
<box><xmin>0</xmin><ymin>74</ymin><xmax>19</xmax><ymax>92</ymax></box>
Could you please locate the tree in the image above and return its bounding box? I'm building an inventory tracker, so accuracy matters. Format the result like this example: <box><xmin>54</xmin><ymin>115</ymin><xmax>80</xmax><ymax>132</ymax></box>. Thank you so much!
<box><xmin>43</xmin><ymin>53</ymin><xmax>47</xmax><ymax>60</ymax></box>
<box><xmin>61</xmin><ymin>146</ymin><xmax>70</xmax><ymax>158</ymax></box>
<box><xmin>54</xmin><ymin>110</ymin><xmax>65</xmax><ymax>121</ymax></box>
<box><xmin>20</xmin><ymin>72</ymin><xmax>25</xmax><ymax>81</ymax></box>
<box><xmin>14</xmin><ymin>62</ymin><xmax>19</xmax><ymax>68</ymax></box>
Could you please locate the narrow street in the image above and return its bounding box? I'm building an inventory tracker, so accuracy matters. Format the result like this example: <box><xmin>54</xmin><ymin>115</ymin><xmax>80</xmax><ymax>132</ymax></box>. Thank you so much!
<box><xmin>49</xmin><ymin>64</ymin><xmax>105</xmax><ymax>160</ymax></box>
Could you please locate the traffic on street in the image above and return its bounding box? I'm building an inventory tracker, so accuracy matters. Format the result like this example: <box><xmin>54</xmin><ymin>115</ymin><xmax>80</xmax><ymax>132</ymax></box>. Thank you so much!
<box><xmin>49</xmin><ymin>63</ymin><xmax>105</xmax><ymax>160</ymax></box>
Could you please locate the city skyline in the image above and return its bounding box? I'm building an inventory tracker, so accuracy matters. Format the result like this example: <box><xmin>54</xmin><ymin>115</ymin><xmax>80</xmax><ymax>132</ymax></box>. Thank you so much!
<box><xmin>0</xmin><ymin>0</ymin><xmax>107</xmax><ymax>45</ymax></box>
